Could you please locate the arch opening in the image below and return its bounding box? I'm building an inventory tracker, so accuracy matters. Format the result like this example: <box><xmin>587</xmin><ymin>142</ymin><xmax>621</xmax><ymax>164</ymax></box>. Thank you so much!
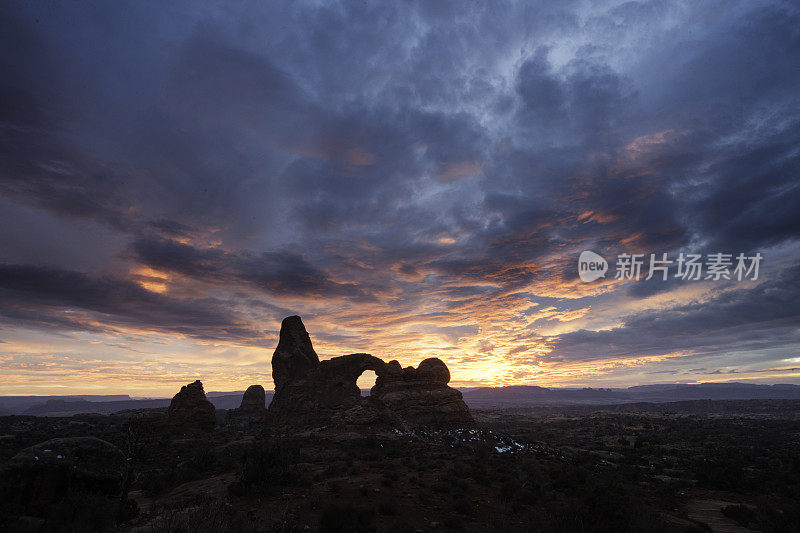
<box><xmin>356</xmin><ymin>370</ymin><xmax>378</xmax><ymax>396</ymax></box>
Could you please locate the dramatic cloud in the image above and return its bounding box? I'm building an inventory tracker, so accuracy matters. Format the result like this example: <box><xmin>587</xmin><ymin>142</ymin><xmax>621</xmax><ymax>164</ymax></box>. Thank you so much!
<box><xmin>0</xmin><ymin>263</ymin><xmax>267</xmax><ymax>344</ymax></box>
<box><xmin>0</xmin><ymin>0</ymin><xmax>799</xmax><ymax>394</ymax></box>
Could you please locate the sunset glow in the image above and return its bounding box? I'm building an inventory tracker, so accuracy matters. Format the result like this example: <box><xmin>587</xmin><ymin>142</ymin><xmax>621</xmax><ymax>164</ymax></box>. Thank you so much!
<box><xmin>1</xmin><ymin>1</ymin><xmax>799</xmax><ymax>397</ymax></box>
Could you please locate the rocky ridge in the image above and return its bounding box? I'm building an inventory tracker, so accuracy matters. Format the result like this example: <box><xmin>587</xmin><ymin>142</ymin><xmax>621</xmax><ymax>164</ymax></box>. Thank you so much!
<box><xmin>268</xmin><ymin>316</ymin><xmax>474</xmax><ymax>429</ymax></box>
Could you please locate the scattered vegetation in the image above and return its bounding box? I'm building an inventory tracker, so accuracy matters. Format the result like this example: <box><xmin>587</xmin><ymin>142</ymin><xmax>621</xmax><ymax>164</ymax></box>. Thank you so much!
<box><xmin>1</xmin><ymin>407</ymin><xmax>799</xmax><ymax>531</ymax></box>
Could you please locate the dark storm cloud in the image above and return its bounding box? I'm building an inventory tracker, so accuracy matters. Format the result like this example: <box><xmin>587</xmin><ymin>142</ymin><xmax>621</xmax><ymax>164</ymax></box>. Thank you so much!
<box><xmin>0</xmin><ymin>3</ymin><xmax>140</xmax><ymax>231</ymax></box>
<box><xmin>690</xmin><ymin>118</ymin><xmax>800</xmax><ymax>253</ymax></box>
<box><xmin>547</xmin><ymin>262</ymin><xmax>800</xmax><ymax>363</ymax></box>
<box><xmin>131</xmin><ymin>238</ymin><xmax>374</xmax><ymax>301</ymax></box>
<box><xmin>0</xmin><ymin>263</ymin><xmax>266</xmax><ymax>343</ymax></box>
<box><xmin>1</xmin><ymin>0</ymin><xmax>799</xmax><ymax>385</ymax></box>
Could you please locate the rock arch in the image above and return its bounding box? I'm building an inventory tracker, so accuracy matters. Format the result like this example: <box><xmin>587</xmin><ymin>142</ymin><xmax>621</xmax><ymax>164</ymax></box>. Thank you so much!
<box><xmin>266</xmin><ymin>316</ymin><xmax>474</xmax><ymax>429</ymax></box>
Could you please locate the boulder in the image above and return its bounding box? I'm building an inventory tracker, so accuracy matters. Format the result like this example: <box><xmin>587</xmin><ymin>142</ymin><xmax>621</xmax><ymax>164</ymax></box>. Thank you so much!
<box><xmin>416</xmin><ymin>358</ymin><xmax>450</xmax><ymax>383</ymax></box>
<box><xmin>168</xmin><ymin>380</ymin><xmax>216</xmax><ymax>432</ymax></box>
<box><xmin>267</xmin><ymin>316</ymin><xmax>474</xmax><ymax>429</ymax></box>
<box><xmin>227</xmin><ymin>384</ymin><xmax>268</xmax><ymax>421</ymax></box>
<box><xmin>0</xmin><ymin>437</ymin><xmax>125</xmax><ymax>510</ymax></box>
<box><xmin>372</xmin><ymin>357</ymin><xmax>474</xmax><ymax>428</ymax></box>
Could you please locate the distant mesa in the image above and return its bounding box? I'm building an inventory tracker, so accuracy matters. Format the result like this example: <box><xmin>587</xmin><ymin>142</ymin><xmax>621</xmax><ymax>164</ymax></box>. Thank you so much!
<box><xmin>167</xmin><ymin>379</ymin><xmax>216</xmax><ymax>432</ymax></box>
<box><xmin>267</xmin><ymin>315</ymin><xmax>475</xmax><ymax>429</ymax></box>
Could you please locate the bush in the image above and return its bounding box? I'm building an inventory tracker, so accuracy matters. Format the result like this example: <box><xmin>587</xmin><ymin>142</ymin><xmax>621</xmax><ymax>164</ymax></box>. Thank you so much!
<box><xmin>443</xmin><ymin>515</ymin><xmax>463</xmax><ymax>530</ymax></box>
<box><xmin>228</xmin><ymin>438</ymin><xmax>301</xmax><ymax>497</ymax></box>
<box><xmin>499</xmin><ymin>480</ymin><xmax>520</xmax><ymax>502</ymax></box>
<box><xmin>452</xmin><ymin>496</ymin><xmax>474</xmax><ymax>516</ymax></box>
<box><xmin>721</xmin><ymin>504</ymin><xmax>757</xmax><ymax>528</ymax></box>
<box><xmin>318</xmin><ymin>503</ymin><xmax>376</xmax><ymax>533</ymax></box>
<box><xmin>149</xmin><ymin>495</ymin><xmax>232</xmax><ymax>533</ymax></box>
<box><xmin>324</xmin><ymin>461</ymin><xmax>348</xmax><ymax>478</ymax></box>
<box><xmin>470</xmin><ymin>468</ymin><xmax>490</xmax><ymax>486</ymax></box>
<box><xmin>309</xmin><ymin>489</ymin><xmax>325</xmax><ymax>510</ymax></box>
<box><xmin>328</xmin><ymin>481</ymin><xmax>340</xmax><ymax>494</ymax></box>
<box><xmin>431</xmin><ymin>481</ymin><xmax>450</xmax><ymax>493</ymax></box>
<box><xmin>378</xmin><ymin>499</ymin><xmax>398</xmax><ymax>515</ymax></box>
<box><xmin>387</xmin><ymin>520</ymin><xmax>415</xmax><ymax>533</ymax></box>
<box><xmin>45</xmin><ymin>492</ymin><xmax>123</xmax><ymax>531</ymax></box>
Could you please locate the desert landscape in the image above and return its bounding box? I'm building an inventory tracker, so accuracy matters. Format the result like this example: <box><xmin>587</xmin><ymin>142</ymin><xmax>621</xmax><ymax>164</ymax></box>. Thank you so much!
<box><xmin>3</xmin><ymin>1</ymin><xmax>800</xmax><ymax>531</ymax></box>
<box><xmin>2</xmin><ymin>318</ymin><xmax>799</xmax><ymax>532</ymax></box>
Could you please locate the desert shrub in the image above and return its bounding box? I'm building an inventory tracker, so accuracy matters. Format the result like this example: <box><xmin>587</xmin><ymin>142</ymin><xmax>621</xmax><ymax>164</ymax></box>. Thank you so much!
<box><xmin>722</xmin><ymin>503</ymin><xmax>800</xmax><ymax>532</ymax></box>
<box><xmin>431</xmin><ymin>481</ymin><xmax>450</xmax><ymax>493</ymax></box>
<box><xmin>381</xmin><ymin>470</ymin><xmax>398</xmax><ymax>487</ymax></box>
<box><xmin>378</xmin><ymin>499</ymin><xmax>398</xmax><ymax>515</ymax></box>
<box><xmin>385</xmin><ymin>442</ymin><xmax>404</xmax><ymax>459</ymax></box>
<box><xmin>443</xmin><ymin>515</ymin><xmax>463</xmax><ymax>530</ymax></box>
<box><xmin>150</xmin><ymin>495</ymin><xmax>231</xmax><ymax>533</ymax></box>
<box><xmin>309</xmin><ymin>489</ymin><xmax>325</xmax><ymax>510</ymax></box>
<box><xmin>450</xmin><ymin>477</ymin><xmax>469</xmax><ymax>493</ymax></box>
<box><xmin>44</xmin><ymin>492</ymin><xmax>123</xmax><ymax>531</ymax></box>
<box><xmin>176</xmin><ymin>464</ymin><xmax>201</xmax><ymax>484</ymax></box>
<box><xmin>141</xmin><ymin>468</ymin><xmax>178</xmax><ymax>495</ymax></box>
<box><xmin>499</xmin><ymin>479</ymin><xmax>520</xmax><ymax>502</ymax></box>
<box><xmin>266</xmin><ymin>518</ymin><xmax>302</xmax><ymax>532</ymax></box>
<box><xmin>351</xmin><ymin>435</ymin><xmax>389</xmax><ymax>462</ymax></box>
<box><xmin>318</xmin><ymin>502</ymin><xmax>376</xmax><ymax>533</ymax></box>
<box><xmin>721</xmin><ymin>505</ymin><xmax>757</xmax><ymax>529</ymax></box>
<box><xmin>452</xmin><ymin>496</ymin><xmax>474</xmax><ymax>515</ymax></box>
<box><xmin>387</xmin><ymin>520</ymin><xmax>415</xmax><ymax>533</ymax></box>
<box><xmin>475</xmin><ymin>443</ymin><xmax>493</xmax><ymax>460</ymax></box>
<box><xmin>470</xmin><ymin>467</ymin><xmax>490</xmax><ymax>486</ymax></box>
<box><xmin>515</xmin><ymin>487</ymin><xmax>537</xmax><ymax>506</ymax></box>
<box><xmin>323</xmin><ymin>461</ymin><xmax>348</xmax><ymax>478</ymax></box>
<box><xmin>185</xmin><ymin>445</ymin><xmax>216</xmax><ymax>474</ymax></box>
<box><xmin>328</xmin><ymin>480</ymin><xmax>340</xmax><ymax>494</ymax></box>
<box><xmin>228</xmin><ymin>438</ymin><xmax>302</xmax><ymax>497</ymax></box>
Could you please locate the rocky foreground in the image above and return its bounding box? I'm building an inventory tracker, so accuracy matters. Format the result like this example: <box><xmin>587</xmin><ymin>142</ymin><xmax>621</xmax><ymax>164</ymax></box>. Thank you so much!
<box><xmin>2</xmin><ymin>407</ymin><xmax>800</xmax><ymax>532</ymax></box>
<box><xmin>1</xmin><ymin>318</ymin><xmax>799</xmax><ymax>532</ymax></box>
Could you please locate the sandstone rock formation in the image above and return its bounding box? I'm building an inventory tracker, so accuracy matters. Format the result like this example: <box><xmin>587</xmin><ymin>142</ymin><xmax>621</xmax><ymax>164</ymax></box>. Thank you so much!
<box><xmin>227</xmin><ymin>384</ymin><xmax>268</xmax><ymax>422</ymax></box>
<box><xmin>272</xmin><ymin>315</ymin><xmax>319</xmax><ymax>384</ymax></box>
<box><xmin>372</xmin><ymin>357</ymin><xmax>475</xmax><ymax>427</ymax></box>
<box><xmin>268</xmin><ymin>316</ymin><xmax>474</xmax><ymax>429</ymax></box>
<box><xmin>168</xmin><ymin>380</ymin><xmax>216</xmax><ymax>432</ymax></box>
<box><xmin>0</xmin><ymin>437</ymin><xmax>126</xmax><ymax>510</ymax></box>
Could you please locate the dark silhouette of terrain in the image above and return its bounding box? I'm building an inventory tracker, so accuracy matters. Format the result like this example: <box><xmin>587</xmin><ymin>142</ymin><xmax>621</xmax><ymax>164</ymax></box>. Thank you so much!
<box><xmin>7</xmin><ymin>382</ymin><xmax>800</xmax><ymax>417</ymax></box>
<box><xmin>1</xmin><ymin>317</ymin><xmax>799</xmax><ymax>532</ymax></box>
<box><xmin>267</xmin><ymin>316</ymin><xmax>473</xmax><ymax>428</ymax></box>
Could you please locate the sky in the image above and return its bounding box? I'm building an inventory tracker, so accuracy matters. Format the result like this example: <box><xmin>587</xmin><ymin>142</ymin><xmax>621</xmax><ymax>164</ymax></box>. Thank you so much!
<box><xmin>1</xmin><ymin>0</ymin><xmax>799</xmax><ymax>396</ymax></box>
